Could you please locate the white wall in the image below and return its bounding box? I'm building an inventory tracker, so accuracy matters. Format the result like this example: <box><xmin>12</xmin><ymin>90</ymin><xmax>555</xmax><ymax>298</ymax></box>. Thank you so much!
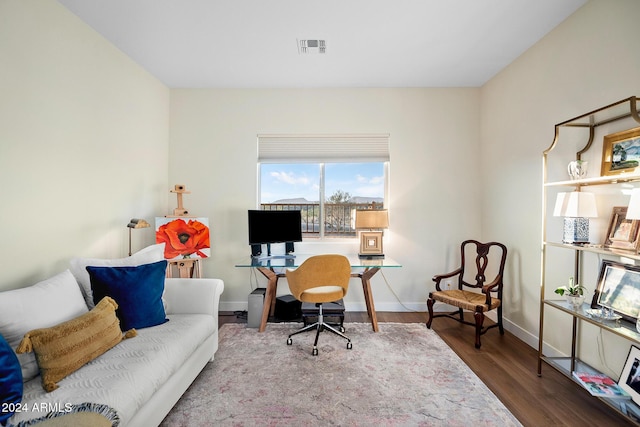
<box><xmin>169</xmin><ymin>88</ymin><xmax>482</xmax><ymax>310</ymax></box>
<box><xmin>0</xmin><ymin>0</ymin><xmax>170</xmax><ymax>291</ymax></box>
<box><xmin>5</xmin><ymin>0</ymin><xmax>638</xmax><ymax>375</ymax></box>
<box><xmin>481</xmin><ymin>0</ymin><xmax>640</xmax><ymax>376</ymax></box>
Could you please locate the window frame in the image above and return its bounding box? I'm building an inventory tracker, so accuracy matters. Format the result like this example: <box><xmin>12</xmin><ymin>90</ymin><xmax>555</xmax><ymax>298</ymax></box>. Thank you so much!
<box><xmin>257</xmin><ymin>134</ymin><xmax>390</xmax><ymax>241</ymax></box>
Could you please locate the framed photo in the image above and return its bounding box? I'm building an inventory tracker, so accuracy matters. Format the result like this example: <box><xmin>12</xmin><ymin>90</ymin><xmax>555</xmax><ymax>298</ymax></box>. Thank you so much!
<box><xmin>591</xmin><ymin>260</ymin><xmax>640</xmax><ymax>322</ymax></box>
<box><xmin>619</xmin><ymin>345</ymin><xmax>640</xmax><ymax>405</ymax></box>
<box><xmin>601</xmin><ymin>127</ymin><xmax>640</xmax><ymax>176</ymax></box>
<box><xmin>604</xmin><ymin>206</ymin><xmax>640</xmax><ymax>252</ymax></box>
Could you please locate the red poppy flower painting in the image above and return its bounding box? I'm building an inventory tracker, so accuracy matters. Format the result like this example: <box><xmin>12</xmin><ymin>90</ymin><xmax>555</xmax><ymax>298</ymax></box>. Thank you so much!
<box><xmin>155</xmin><ymin>217</ymin><xmax>210</xmax><ymax>259</ymax></box>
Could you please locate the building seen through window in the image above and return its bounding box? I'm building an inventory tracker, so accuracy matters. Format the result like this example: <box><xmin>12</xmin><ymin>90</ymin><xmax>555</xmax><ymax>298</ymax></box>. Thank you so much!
<box><xmin>260</xmin><ymin>162</ymin><xmax>386</xmax><ymax>238</ymax></box>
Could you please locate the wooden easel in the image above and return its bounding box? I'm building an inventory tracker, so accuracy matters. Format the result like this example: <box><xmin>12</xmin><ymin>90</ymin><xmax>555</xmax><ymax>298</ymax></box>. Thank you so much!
<box><xmin>165</xmin><ymin>184</ymin><xmax>202</xmax><ymax>279</ymax></box>
<box><xmin>166</xmin><ymin>258</ymin><xmax>202</xmax><ymax>278</ymax></box>
<box><xmin>170</xmin><ymin>184</ymin><xmax>190</xmax><ymax>216</ymax></box>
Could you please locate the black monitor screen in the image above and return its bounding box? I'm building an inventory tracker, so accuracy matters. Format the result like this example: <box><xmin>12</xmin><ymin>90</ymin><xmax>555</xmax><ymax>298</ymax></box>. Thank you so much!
<box><xmin>248</xmin><ymin>210</ymin><xmax>303</xmax><ymax>245</ymax></box>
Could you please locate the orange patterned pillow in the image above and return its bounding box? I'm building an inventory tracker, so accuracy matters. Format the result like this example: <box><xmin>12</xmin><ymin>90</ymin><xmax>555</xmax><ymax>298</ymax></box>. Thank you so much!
<box><xmin>16</xmin><ymin>297</ymin><xmax>136</xmax><ymax>392</ymax></box>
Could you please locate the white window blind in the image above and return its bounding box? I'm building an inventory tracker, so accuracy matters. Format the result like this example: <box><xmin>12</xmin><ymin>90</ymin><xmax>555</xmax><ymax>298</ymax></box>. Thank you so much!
<box><xmin>257</xmin><ymin>134</ymin><xmax>390</xmax><ymax>163</ymax></box>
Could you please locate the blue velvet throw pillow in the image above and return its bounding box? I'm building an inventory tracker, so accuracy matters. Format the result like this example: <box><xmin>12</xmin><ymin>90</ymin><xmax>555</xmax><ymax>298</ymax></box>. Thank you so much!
<box><xmin>0</xmin><ymin>333</ymin><xmax>23</xmax><ymax>426</ymax></box>
<box><xmin>87</xmin><ymin>260</ymin><xmax>169</xmax><ymax>331</ymax></box>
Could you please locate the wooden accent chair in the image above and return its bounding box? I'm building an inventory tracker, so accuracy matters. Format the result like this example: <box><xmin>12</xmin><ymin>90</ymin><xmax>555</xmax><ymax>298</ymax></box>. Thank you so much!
<box><xmin>426</xmin><ymin>240</ymin><xmax>507</xmax><ymax>349</ymax></box>
<box><xmin>285</xmin><ymin>254</ymin><xmax>353</xmax><ymax>356</ymax></box>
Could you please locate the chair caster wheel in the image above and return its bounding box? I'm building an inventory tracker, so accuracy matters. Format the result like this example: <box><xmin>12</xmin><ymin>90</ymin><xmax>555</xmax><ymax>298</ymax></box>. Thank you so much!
<box><xmin>339</xmin><ymin>326</ymin><xmax>345</xmax><ymax>333</ymax></box>
<box><xmin>312</xmin><ymin>348</ymin><xmax>318</xmax><ymax>356</ymax></box>
<box><xmin>347</xmin><ymin>342</ymin><xmax>352</xmax><ymax>350</ymax></box>
<box><xmin>287</xmin><ymin>338</ymin><xmax>292</xmax><ymax>345</ymax></box>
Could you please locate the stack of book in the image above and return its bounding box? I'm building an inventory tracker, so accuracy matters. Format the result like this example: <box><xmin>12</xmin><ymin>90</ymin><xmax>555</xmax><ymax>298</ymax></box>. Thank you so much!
<box><xmin>572</xmin><ymin>371</ymin><xmax>631</xmax><ymax>399</ymax></box>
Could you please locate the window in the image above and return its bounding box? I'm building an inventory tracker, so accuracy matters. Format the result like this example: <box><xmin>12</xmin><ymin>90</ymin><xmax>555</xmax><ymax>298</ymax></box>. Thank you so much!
<box><xmin>258</xmin><ymin>134</ymin><xmax>389</xmax><ymax>239</ymax></box>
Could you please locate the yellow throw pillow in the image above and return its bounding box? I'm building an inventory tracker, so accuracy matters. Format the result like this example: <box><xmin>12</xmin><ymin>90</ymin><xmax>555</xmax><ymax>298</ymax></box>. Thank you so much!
<box><xmin>16</xmin><ymin>297</ymin><xmax>136</xmax><ymax>392</ymax></box>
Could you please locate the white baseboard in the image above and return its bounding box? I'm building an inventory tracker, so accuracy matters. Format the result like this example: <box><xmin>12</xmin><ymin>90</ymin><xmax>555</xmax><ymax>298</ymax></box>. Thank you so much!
<box><xmin>502</xmin><ymin>317</ymin><xmax>538</xmax><ymax>349</ymax></box>
<box><xmin>219</xmin><ymin>300</ymin><xmax>565</xmax><ymax>357</ymax></box>
<box><xmin>496</xmin><ymin>317</ymin><xmax>566</xmax><ymax>357</ymax></box>
<box><xmin>220</xmin><ymin>301</ymin><xmax>251</xmax><ymax>312</ymax></box>
<box><xmin>220</xmin><ymin>301</ymin><xmax>446</xmax><ymax>313</ymax></box>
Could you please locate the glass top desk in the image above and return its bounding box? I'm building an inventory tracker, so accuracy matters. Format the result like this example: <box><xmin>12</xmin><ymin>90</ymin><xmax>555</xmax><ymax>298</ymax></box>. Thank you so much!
<box><xmin>235</xmin><ymin>254</ymin><xmax>401</xmax><ymax>333</ymax></box>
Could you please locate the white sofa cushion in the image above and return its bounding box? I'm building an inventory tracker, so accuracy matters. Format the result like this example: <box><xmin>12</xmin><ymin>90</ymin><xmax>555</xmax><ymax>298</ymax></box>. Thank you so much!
<box><xmin>11</xmin><ymin>314</ymin><xmax>215</xmax><ymax>426</ymax></box>
<box><xmin>0</xmin><ymin>270</ymin><xmax>88</xmax><ymax>382</ymax></box>
<box><xmin>69</xmin><ymin>243</ymin><xmax>165</xmax><ymax>308</ymax></box>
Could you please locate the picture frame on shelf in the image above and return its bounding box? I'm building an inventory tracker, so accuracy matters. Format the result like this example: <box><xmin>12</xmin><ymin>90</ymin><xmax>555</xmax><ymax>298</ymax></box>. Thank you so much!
<box><xmin>591</xmin><ymin>260</ymin><xmax>640</xmax><ymax>323</ymax></box>
<box><xmin>601</xmin><ymin>127</ymin><xmax>640</xmax><ymax>176</ymax></box>
<box><xmin>618</xmin><ymin>345</ymin><xmax>640</xmax><ymax>406</ymax></box>
<box><xmin>604</xmin><ymin>206</ymin><xmax>640</xmax><ymax>252</ymax></box>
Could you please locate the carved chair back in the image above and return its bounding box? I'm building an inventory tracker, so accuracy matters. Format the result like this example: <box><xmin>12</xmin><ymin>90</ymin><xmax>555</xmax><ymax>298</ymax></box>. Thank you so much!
<box><xmin>457</xmin><ymin>240</ymin><xmax>507</xmax><ymax>297</ymax></box>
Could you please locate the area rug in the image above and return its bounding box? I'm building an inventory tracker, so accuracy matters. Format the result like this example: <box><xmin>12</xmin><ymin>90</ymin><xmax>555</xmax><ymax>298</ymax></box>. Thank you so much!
<box><xmin>160</xmin><ymin>323</ymin><xmax>521</xmax><ymax>426</ymax></box>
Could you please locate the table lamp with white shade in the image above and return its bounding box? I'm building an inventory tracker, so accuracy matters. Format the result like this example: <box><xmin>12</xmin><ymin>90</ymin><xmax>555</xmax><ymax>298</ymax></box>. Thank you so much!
<box><xmin>553</xmin><ymin>192</ymin><xmax>597</xmax><ymax>244</ymax></box>
<box><xmin>626</xmin><ymin>188</ymin><xmax>640</xmax><ymax>221</ymax></box>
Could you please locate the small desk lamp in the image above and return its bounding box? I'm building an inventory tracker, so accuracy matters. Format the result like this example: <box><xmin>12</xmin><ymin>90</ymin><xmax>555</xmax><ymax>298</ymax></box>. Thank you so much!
<box><xmin>355</xmin><ymin>209</ymin><xmax>389</xmax><ymax>258</ymax></box>
<box><xmin>127</xmin><ymin>218</ymin><xmax>150</xmax><ymax>256</ymax></box>
<box><xmin>553</xmin><ymin>192</ymin><xmax>597</xmax><ymax>244</ymax></box>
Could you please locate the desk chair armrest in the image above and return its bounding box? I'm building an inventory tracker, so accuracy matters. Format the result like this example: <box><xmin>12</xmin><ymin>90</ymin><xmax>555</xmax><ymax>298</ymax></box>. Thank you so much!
<box><xmin>432</xmin><ymin>268</ymin><xmax>462</xmax><ymax>291</ymax></box>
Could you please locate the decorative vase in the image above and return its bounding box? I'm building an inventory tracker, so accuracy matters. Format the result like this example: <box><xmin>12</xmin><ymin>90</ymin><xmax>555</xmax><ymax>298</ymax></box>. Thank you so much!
<box><xmin>567</xmin><ymin>160</ymin><xmax>588</xmax><ymax>180</ymax></box>
<box><xmin>565</xmin><ymin>294</ymin><xmax>584</xmax><ymax>310</ymax></box>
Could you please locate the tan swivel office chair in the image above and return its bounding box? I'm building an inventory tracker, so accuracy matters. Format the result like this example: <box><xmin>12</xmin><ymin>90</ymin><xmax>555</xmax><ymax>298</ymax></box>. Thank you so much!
<box><xmin>285</xmin><ymin>254</ymin><xmax>353</xmax><ymax>356</ymax></box>
<box><xmin>426</xmin><ymin>240</ymin><xmax>507</xmax><ymax>349</ymax></box>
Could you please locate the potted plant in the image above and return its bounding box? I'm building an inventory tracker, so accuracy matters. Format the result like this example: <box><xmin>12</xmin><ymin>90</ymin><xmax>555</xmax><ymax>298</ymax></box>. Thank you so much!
<box><xmin>555</xmin><ymin>277</ymin><xmax>586</xmax><ymax>309</ymax></box>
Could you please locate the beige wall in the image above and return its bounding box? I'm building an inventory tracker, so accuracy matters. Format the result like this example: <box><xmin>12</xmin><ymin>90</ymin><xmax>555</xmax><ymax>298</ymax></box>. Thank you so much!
<box><xmin>169</xmin><ymin>88</ymin><xmax>482</xmax><ymax>309</ymax></box>
<box><xmin>0</xmin><ymin>0</ymin><xmax>170</xmax><ymax>290</ymax></box>
<box><xmin>3</xmin><ymin>0</ymin><xmax>640</xmax><ymax>372</ymax></box>
<box><xmin>481</xmin><ymin>0</ymin><xmax>640</xmax><ymax>375</ymax></box>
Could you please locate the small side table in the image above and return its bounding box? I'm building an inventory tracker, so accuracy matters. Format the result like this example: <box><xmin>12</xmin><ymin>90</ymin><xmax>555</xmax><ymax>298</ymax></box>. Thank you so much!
<box><xmin>166</xmin><ymin>259</ymin><xmax>202</xmax><ymax>278</ymax></box>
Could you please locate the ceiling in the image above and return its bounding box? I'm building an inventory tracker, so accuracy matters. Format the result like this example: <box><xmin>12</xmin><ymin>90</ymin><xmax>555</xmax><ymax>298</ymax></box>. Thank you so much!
<box><xmin>56</xmin><ymin>0</ymin><xmax>587</xmax><ymax>88</ymax></box>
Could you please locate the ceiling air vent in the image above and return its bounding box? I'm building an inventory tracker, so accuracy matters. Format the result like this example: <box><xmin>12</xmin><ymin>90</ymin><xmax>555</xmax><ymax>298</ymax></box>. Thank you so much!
<box><xmin>298</xmin><ymin>39</ymin><xmax>326</xmax><ymax>54</ymax></box>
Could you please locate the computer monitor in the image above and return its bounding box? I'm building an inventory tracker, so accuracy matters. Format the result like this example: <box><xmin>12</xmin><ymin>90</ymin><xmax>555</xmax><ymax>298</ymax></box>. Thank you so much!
<box><xmin>248</xmin><ymin>210</ymin><xmax>302</xmax><ymax>257</ymax></box>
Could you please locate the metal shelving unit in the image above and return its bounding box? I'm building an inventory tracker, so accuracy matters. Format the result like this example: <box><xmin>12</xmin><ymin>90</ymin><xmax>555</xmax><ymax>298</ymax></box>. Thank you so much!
<box><xmin>538</xmin><ymin>97</ymin><xmax>640</xmax><ymax>424</ymax></box>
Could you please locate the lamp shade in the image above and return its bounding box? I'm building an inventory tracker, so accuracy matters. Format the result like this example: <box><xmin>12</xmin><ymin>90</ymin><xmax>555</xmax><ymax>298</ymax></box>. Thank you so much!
<box><xmin>355</xmin><ymin>210</ymin><xmax>389</xmax><ymax>229</ymax></box>
<box><xmin>627</xmin><ymin>188</ymin><xmax>640</xmax><ymax>220</ymax></box>
<box><xmin>553</xmin><ymin>192</ymin><xmax>597</xmax><ymax>218</ymax></box>
<box><xmin>127</xmin><ymin>218</ymin><xmax>151</xmax><ymax>229</ymax></box>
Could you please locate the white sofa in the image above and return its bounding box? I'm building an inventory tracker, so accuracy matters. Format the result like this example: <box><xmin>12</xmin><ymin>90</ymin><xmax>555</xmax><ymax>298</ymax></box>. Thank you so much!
<box><xmin>2</xmin><ymin>276</ymin><xmax>224</xmax><ymax>427</ymax></box>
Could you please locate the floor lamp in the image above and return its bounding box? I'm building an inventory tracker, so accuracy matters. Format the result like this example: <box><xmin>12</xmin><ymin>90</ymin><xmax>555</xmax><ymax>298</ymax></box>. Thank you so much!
<box><xmin>127</xmin><ymin>218</ymin><xmax>150</xmax><ymax>256</ymax></box>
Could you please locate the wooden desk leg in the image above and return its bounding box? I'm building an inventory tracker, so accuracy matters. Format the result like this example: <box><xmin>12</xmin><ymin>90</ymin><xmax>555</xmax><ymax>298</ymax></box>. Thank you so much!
<box><xmin>256</xmin><ymin>267</ymin><xmax>278</xmax><ymax>332</ymax></box>
<box><xmin>357</xmin><ymin>267</ymin><xmax>380</xmax><ymax>332</ymax></box>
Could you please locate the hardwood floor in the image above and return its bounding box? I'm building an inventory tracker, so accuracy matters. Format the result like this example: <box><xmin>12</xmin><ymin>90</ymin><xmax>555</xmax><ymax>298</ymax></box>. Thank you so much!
<box><xmin>218</xmin><ymin>311</ymin><xmax>634</xmax><ymax>426</ymax></box>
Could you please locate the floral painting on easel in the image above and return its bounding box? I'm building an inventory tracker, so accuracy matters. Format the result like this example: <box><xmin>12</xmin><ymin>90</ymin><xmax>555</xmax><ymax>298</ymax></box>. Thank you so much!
<box><xmin>155</xmin><ymin>217</ymin><xmax>210</xmax><ymax>260</ymax></box>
